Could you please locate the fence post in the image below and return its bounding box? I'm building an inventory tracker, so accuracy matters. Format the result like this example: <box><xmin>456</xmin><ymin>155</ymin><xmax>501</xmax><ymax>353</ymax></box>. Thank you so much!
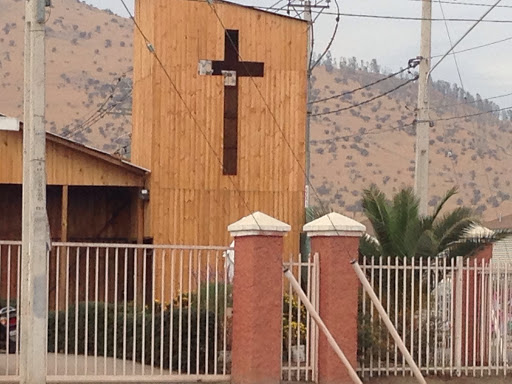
<box><xmin>454</xmin><ymin>256</ymin><xmax>464</xmax><ymax>376</ymax></box>
<box><xmin>228</xmin><ymin>211</ymin><xmax>291</xmax><ymax>384</ymax></box>
<box><xmin>303</xmin><ymin>212</ymin><xmax>365</xmax><ymax>384</ymax></box>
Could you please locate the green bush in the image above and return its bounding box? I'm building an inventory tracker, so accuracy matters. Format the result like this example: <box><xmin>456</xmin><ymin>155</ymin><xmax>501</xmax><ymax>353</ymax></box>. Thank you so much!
<box><xmin>174</xmin><ymin>282</ymin><xmax>233</xmax><ymax>318</ymax></box>
<box><xmin>47</xmin><ymin>302</ymin><xmax>219</xmax><ymax>373</ymax></box>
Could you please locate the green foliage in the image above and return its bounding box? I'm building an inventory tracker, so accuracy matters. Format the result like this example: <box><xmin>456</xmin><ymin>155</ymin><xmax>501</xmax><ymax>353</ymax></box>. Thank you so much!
<box><xmin>360</xmin><ymin>185</ymin><xmax>510</xmax><ymax>259</ymax></box>
<box><xmin>47</xmin><ymin>302</ymin><xmax>219</xmax><ymax>373</ymax></box>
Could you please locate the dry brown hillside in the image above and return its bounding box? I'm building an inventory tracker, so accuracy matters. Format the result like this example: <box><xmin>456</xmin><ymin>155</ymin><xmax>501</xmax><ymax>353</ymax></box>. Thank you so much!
<box><xmin>0</xmin><ymin>0</ymin><xmax>133</xmax><ymax>153</ymax></box>
<box><xmin>310</xmin><ymin>64</ymin><xmax>512</xmax><ymax>222</ymax></box>
<box><xmin>1</xmin><ymin>0</ymin><xmax>511</xmax><ymax>221</ymax></box>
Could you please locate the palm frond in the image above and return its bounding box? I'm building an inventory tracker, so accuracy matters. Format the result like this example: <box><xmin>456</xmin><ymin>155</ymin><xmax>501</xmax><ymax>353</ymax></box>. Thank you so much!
<box><xmin>433</xmin><ymin>207</ymin><xmax>477</xmax><ymax>249</ymax></box>
<box><xmin>389</xmin><ymin>187</ymin><xmax>420</xmax><ymax>257</ymax></box>
<box><xmin>359</xmin><ymin>234</ymin><xmax>381</xmax><ymax>259</ymax></box>
<box><xmin>362</xmin><ymin>185</ymin><xmax>393</xmax><ymax>256</ymax></box>
<box><xmin>306</xmin><ymin>205</ymin><xmax>333</xmax><ymax>223</ymax></box>
<box><xmin>426</xmin><ymin>187</ymin><xmax>458</xmax><ymax>224</ymax></box>
<box><xmin>444</xmin><ymin>229</ymin><xmax>512</xmax><ymax>259</ymax></box>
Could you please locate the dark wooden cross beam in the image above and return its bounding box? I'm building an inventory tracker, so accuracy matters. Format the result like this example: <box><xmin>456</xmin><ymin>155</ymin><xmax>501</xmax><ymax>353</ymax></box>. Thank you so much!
<box><xmin>199</xmin><ymin>29</ymin><xmax>264</xmax><ymax>175</ymax></box>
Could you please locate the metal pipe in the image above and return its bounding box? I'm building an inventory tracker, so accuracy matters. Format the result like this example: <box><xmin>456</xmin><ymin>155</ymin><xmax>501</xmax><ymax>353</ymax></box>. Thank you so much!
<box><xmin>283</xmin><ymin>267</ymin><xmax>363</xmax><ymax>384</ymax></box>
<box><xmin>351</xmin><ymin>261</ymin><xmax>427</xmax><ymax>384</ymax></box>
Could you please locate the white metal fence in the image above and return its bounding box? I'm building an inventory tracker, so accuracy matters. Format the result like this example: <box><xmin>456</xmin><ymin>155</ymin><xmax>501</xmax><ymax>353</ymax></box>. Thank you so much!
<box><xmin>282</xmin><ymin>253</ymin><xmax>319</xmax><ymax>382</ymax></box>
<box><xmin>0</xmin><ymin>241</ymin><xmax>233</xmax><ymax>383</ymax></box>
<box><xmin>359</xmin><ymin>256</ymin><xmax>512</xmax><ymax>378</ymax></box>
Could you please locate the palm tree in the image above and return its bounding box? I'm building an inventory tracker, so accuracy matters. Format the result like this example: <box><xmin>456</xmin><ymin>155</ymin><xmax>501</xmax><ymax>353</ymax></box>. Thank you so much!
<box><xmin>359</xmin><ymin>185</ymin><xmax>508</xmax><ymax>259</ymax></box>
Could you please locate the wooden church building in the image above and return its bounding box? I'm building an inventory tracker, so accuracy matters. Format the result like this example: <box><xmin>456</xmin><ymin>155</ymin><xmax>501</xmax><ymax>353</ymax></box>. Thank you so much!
<box><xmin>132</xmin><ymin>0</ymin><xmax>308</xmax><ymax>252</ymax></box>
<box><xmin>0</xmin><ymin>0</ymin><xmax>307</xmax><ymax>255</ymax></box>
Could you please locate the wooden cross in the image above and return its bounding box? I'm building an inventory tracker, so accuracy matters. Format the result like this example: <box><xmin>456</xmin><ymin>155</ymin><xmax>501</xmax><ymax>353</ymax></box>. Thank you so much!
<box><xmin>199</xmin><ymin>29</ymin><xmax>264</xmax><ymax>175</ymax></box>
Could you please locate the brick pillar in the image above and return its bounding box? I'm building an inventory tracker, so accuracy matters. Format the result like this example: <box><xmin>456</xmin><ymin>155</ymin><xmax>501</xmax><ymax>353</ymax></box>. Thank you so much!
<box><xmin>228</xmin><ymin>211</ymin><xmax>291</xmax><ymax>384</ymax></box>
<box><xmin>303</xmin><ymin>212</ymin><xmax>365</xmax><ymax>384</ymax></box>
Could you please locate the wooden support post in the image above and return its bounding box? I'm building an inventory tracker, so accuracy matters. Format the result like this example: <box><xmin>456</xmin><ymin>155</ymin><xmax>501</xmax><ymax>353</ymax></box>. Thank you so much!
<box><xmin>137</xmin><ymin>192</ymin><xmax>145</xmax><ymax>303</ymax></box>
<box><xmin>58</xmin><ymin>185</ymin><xmax>68</xmax><ymax>309</ymax></box>
<box><xmin>61</xmin><ymin>185</ymin><xmax>68</xmax><ymax>242</ymax></box>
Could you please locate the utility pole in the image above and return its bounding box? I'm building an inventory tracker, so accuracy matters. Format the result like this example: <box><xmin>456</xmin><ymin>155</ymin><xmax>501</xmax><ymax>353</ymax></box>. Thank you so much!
<box><xmin>414</xmin><ymin>0</ymin><xmax>432</xmax><ymax>217</ymax></box>
<box><xmin>305</xmin><ymin>1</ymin><xmax>313</xmax><ymax>208</ymax></box>
<box><xmin>288</xmin><ymin>0</ymin><xmax>330</xmax><ymax>208</ymax></box>
<box><xmin>21</xmin><ymin>1</ymin><xmax>49</xmax><ymax>383</ymax></box>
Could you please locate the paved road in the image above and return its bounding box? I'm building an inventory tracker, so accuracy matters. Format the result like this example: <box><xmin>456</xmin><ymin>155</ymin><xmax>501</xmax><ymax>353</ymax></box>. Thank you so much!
<box><xmin>365</xmin><ymin>375</ymin><xmax>512</xmax><ymax>383</ymax></box>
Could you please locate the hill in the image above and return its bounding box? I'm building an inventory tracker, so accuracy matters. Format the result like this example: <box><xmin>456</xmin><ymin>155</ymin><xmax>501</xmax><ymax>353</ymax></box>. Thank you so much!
<box><xmin>1</xmin><ymin>0</ymin><xmax>511</xmax><ymax>222</ymax></box>
<box><xmin>0</xmin><ymin>0</ymin><xmax>133</xmax><ymax>153</ymax></box>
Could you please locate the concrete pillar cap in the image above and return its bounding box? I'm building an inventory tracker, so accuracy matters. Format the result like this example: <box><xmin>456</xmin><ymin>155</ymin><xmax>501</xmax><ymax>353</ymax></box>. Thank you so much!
<box><xmin>303</xmin><ymin>212</ymin><xmax>366</xmax><ymax>238</ymax></box>
<box><xmin>228</xmin><ymin>211</ymin><xmax>291</xmax><ymax>238</ymax></box>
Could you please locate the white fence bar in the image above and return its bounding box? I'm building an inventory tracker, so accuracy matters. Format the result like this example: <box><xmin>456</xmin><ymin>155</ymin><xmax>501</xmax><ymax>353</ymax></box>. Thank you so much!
<box><xmin>454</xmin><ymin>256</ymin><xmax>463</xmax><ymax>376</ymax></box>
<box><xmin>358</xmin><ymin>255</ymin><xmax>512</xmax><ymax>378</ymax></box>
<box><xmin>0</xmin><ymin>241</ymin><xmax>233</xmax><ymax>383</ymax></box>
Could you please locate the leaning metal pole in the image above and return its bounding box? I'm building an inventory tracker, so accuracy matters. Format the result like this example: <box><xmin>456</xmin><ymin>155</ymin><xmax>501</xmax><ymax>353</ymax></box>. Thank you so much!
<box><xmin>283</xmin><ymin>267</ymin><xmax>363</xmax><ymax>384</ymax></box>
<box><xmin>21</xmin><ymin>1</ymin><xmax>49</xmax><ymax>383</ymax></box>
<box><xmin>351</xmin><ymin>260</ymin><xmax>427</xmax><ymax>384</ymax></box>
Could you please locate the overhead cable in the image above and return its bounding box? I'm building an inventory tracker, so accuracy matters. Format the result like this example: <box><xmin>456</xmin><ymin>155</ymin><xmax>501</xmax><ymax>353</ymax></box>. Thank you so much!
<box><xmin>310</xmin><ymin>60</ymin><xmax>419</xmax><ymax>105</ymax></box>
<box><xmin>311</xmin><ymin>76</ymin><xmax>418</xmax><ymax>117</ymax></box>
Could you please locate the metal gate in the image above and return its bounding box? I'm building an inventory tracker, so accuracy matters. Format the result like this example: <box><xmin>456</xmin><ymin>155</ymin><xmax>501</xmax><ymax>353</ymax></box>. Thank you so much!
<box><xmin>282</xmin><ymin>253</ymin><xmax>319</xmax><ymax>382</ymax></box>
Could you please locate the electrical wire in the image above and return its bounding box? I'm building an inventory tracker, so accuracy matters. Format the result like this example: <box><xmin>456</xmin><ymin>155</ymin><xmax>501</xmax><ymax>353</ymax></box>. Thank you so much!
<box><xmin>310</xmin><ymin>66</ymin><xmax>413</xmax><ymax>105</ymax></box>
<box><xmin>271</xmin><ymin>9</ymin><xmax>512</xmax><ymax>23</ymax></box>
<box><xmin>431</xmin><ymin>90</ymin><xmax>512</xmax><ymax>111</ymax></box>
<box><xmin>67</xmin><ymin>88</ymin><xmax>133</xmax><ymax>140</ymax></box>
<box><xmin>430</xmin><ymin>35</ymin><xmax>512</xmax><ymax>59</ymax></box>
<box><xmin>63</xmin><ymin>70</ymin><xmax>132</xmax><ymax>138</ymax></box>
<box><xmin>437</xmin><ymin>0</ymin><xmax>466</xmax><ymax>91</ymax></box>
<box><xmin>433</xmin><ymin>104</ymin><xmax>512</xmax><ymax>122</ymax></box>
<box><xmin>310</xmin><ymin>0</ymin><xmax>341</xmax><ymax>71</ymax></box>
<box><xmin>311</xmin><ymin>75</ymin><xmax>418</xmax><ymax>117</ymax></box>
<box><xmin>428</xmin><ymin>0</ymin><xmax>503</xmax><ymax>78</ymax></box>
<box><xmin>310</xmin><ymin>124</ymin><xmax>410</xmax><ymax>145</ymax></box>
<box><xmin>409</xmin><ymin>0</ymin><xmax>512</xmax><ymax>9</ymax></box>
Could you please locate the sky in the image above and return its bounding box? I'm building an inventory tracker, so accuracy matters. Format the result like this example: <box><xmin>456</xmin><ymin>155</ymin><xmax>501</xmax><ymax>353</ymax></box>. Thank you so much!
<box><xmin>82</xmin><ymin>0</ymin><xmax>512</xmax><ymax>108</ymax></box>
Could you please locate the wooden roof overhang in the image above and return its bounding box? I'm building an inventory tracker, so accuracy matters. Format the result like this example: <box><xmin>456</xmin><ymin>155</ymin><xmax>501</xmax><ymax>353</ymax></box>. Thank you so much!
<box><xmin>0</xmin><ymin>122</ymin><xmax>149</xmax><ymax>188</ymax></box>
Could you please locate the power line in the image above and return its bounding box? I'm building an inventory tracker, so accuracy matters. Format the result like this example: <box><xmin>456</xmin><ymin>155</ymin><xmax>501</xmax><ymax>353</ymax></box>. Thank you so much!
<box><xmin>431</xmin><ymin>90</ymin><xmax>512</xmax><ymax>110</ymax></box>
<box><xmin>66</xmin><ymin>88</ymin><xmax>133</xmax><ymax>140</ymax></box>
<box><xmin>272</xmin><ymin>9</ymin><xmax>512</xmax><ymax>23</ymax></box>
<box><xmin>431</xmin><ymin>35</ymin><xmax>512</xmax><ymax>58</ymax></box>
<box><xmin>62</xmin><ymin>70</ymin><xmax>132</xmax><ymax>138</ymax></box>
<box><xmin>428</xmin><ymin>0</ymin><xmax>503</xmax><ymax>78</ymax></box>
<box><xmin>437</xmin><ymin>0</ymin><xmax>466</xmax><ymax>90</ymax></box>
<box><xmin>433</xmin><ymin>104</ymin><xmax>512</xmax><ymax>122</ymax></box>
<box><xmin>309</xmin><ymin>0</ymin><xmax>340</xmax><ymax>71</ymax></box>
<box><xmin>311</xmin><ymin>75</ymin><xmax>418</xmax><ymax>117</ymax></box>
<box><xmin>310</xmin><ymin>65</ymin><xmax>413</xmax><ymax>105</ymax></box>
<box><xmin>310</xmin><ymin>123</ymin><xmax>411</xmax><ymax>145</ymax></box>
<box><xmin>409</xmin><ymin>0</ymin><xmax>512</xmax><ymax>9</ymax></box>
